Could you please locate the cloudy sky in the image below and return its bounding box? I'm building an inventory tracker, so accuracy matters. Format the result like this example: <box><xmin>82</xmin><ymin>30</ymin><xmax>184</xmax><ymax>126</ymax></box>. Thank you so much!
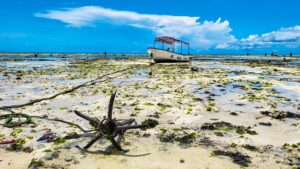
<box><xmin>0</xmin><ymin>0</ymin><xmax>300</xmax><ymax>54</ymax></box>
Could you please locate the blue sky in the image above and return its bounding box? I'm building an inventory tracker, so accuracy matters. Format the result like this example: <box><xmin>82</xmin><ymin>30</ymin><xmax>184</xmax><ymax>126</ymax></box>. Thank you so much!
<box><xmin>0</xmin><ymin>0</ymin><xmax>300</xmax><ymax>54</ymax></box>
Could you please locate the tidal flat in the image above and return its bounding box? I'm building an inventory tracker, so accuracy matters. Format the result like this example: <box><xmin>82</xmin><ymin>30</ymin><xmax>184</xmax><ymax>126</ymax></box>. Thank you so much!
<box><xmin>0</xmin><ymin>56</ymin><xmax>300</xmax><ymax>169</ymax></box>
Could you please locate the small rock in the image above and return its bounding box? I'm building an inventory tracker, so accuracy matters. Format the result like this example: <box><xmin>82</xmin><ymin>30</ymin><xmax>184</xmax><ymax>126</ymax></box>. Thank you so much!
<box><xmin>123</xmin><ymin>142</ymin><xmax>131</xmax><ymax>146</ymax></box>
<box><xmin>37</xmin><ymin>132</ymin><xmax>57</xmax><ymax>142</ymax></box>
<box><xmin>235</xmin><ymin>103</ymin><xmax>246</xmax><ymax>106</ymax></box>
<box><xmin>262</xmin><ymin>145</ymin><xmax>273</xmax><ymax>152</ymax></box>
<box><xmin>28</xmin><ymin>159</ymin><xmax>44</xmax><ymax>169</ymax></box>
<box><xmin>180</xmin><ymin>159</ymin><xmax>185</xmax><ymax>163</ymax></box>
<box><xmin>230</xmin><ymin>112</ymin><xmax>238</xmax><ymax>116</ymax></box>
<box><xmin>64</xmin><ymin>132</ymin><xmax>80</xmax><ymax>140</ymax></box>
<box><xmin>220</xmin><ymin>88</ymin><xmax>226</xmax><ymax>92</ymax></box>
<box><xmin>52</xmin><ymin>151</ymin><xmax>60</xmax><ymax>159</ymax></box>
<box><xmin>23</xmin><ymin>147</ymin><xmax>34</xmax><ymax>153</ymax></box>
<box><xmin>45</xmin><ymin>151</ymin><xmax>60</xmax><ymax>160</ymax></box>
<box><xmin>288</xmin><ymin>156</ymin><xmax>300</xmax><ymax>166</ymax></box>
<box><xmin>204</xmin><ymin>90</ymin><xmax>210</xmax><ymax>94</ymax></box>
<box><xmin>142</xmin><ymin>133</ymin><xmax>151</xmax><ymax>137</ymax></box>
<box><xmin>214</xmin><ymin>132</ymin><xmax>224</xmax><ymax>137</ymax></box>
<box><xmin>64</xmin><ymin>156</ymin><xmax>75</xmax><ymax>162</ymax></box>
<box><xmin>259</xmin><ymin>122</ymin><xmax>272</xmax><ymax>126</ymax></box>
<box><xmin>49</xmin><ymin>164</ymin><xmax>65</xmax><ymax>169</ymax></box>
<box><xmin>45</xmin><ymin>154</ymin><xmax>54</xmax><ymax>161</ymax></box>
<box><xmin>190</xmin><ymin>67</ymin><xmax>199</xmax><ymax>72</ymax></box>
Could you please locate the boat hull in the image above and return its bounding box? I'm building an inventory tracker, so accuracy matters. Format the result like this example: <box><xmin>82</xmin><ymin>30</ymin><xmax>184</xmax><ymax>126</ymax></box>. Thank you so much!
<box><xmin>148</xmin><ymin>48</ymin><xmax>191</xmax><ymax>63</ymax></box>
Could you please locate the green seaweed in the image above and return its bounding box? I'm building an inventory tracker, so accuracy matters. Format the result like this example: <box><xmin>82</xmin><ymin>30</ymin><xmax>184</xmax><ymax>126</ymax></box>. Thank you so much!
<box><xmin>187</xmin><ymin>107</ymin><xmax>193</xmax><ymax>114</ymax></box>
<box><xmin>10</xmin><ymin>128</ymin><xmax>23</xmax><ymax>138</ymax></box>
<box><xmin>144</xmin><ymin>102</ymin><xmax>154</xmax><ymax>106</ymax></box>
<box><xmin>53</xmin><ymin>137</ymin><xmax>66</xmax><ymax>145</ymax></box>
<box><xmin>242</xmin><ymin>144</ymin><xmax>259</xmax><ymax>151</ymax></box>
<box><xmin>28</xmin><ymin>159</ymin><xmax>45</xmax><ymax>168</ymax></box>
<box><xmin>205</xmin><ymin>102</ymin><xmax>216</xmax><ymax>111</ymax></box>
<box><xmin>141</xmin><ymin>119</ymin><xmax>159</xmax><ymax>128</ymax></box>
<box><xmin>230</xmin><ymin>142</ymin><xmax>237</xmax><ymax>148</ymax></box>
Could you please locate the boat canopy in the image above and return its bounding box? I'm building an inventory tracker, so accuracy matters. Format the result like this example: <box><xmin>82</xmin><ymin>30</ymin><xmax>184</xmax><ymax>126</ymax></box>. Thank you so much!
<box><xmin>153</xmin><ymin>36</ymin><xmax>189</xmax><ymax>54</ymax></box>
<box><xmin>155</xmin><ymin>36</ymin><xmax>189</xmax><ymax>45</ymax></box>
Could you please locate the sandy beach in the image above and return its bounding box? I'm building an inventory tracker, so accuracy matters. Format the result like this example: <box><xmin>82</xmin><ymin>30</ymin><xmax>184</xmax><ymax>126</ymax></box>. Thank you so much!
<box><xmin>0</xmin><ymin>56</ymin><xmax>300</xmax><ymax>169</ymax></box>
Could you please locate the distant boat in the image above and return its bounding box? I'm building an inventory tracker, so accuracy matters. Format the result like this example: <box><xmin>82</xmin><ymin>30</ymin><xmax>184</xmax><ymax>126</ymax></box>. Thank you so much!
<box><xmin>148</xmin><ymin>36</ymin><xmax>191</xmax><ymax>63</ymax></box>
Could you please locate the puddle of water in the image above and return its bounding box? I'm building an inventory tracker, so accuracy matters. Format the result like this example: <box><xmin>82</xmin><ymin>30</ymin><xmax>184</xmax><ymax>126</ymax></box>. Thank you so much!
<box><xmin>112</xmin><ymin>69</ymin><xmax>149</xmax><ymax>85</ymax></box>
<box><xmin>228</xmin><ymin>74</ymin><xmax>261</xmax><ymax>81</ymax></box>
<box><xmin>133</xmin><ymin>69</ymin><xmax>150</xmax><ymax>75</ymax></box>
<box><xmin>112</xmin><ymin>75</ymin><xmax>148</xmax><ymax>85</ymax></box>
<box><xmin>3</xmin><ymin>85</ymin><xmax>47</xmax><ymax>95</ymax></box>
<box><xmin>192</xmin><ymin>55</ymin><xmax>300</xmax><ymax>65</ymax></box>
<box><xmin>228</xmin><ymin>72</ymin><xmax>300</xmax><ymax>82</ymax></box>
<box><xmin>0</xmin><ymin>60</ymin><xmax>68</xmax><ymax>71</ymax></box>
<box><xmin>41</xmin><ymin>75</ymin><xmax>93</xmax><ymax>85</ymax></box>
<box><xmin>273</xmin><ymin>82</ymin><xmax>300</xmax><ymax>101</ymax></box>
<box><xmin>192</xmin><ymin>61</ymin><xmax>263</xmax><ymax>73</ymax></box>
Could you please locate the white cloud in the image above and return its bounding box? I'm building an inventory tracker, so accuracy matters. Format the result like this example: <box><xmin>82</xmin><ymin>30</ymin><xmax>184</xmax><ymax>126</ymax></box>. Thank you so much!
<box><xmin>217</xmin><ymin>25</ymin><xmax>300</xmax><ymax>50</ymax></box>
<box><xmin>35</xmin><ymin>6</ymin><xmax>235</xmax><ymax>49</ymax></box>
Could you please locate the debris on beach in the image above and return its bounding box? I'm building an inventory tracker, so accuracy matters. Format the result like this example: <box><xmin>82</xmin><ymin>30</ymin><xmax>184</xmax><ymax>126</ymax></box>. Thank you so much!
<box><xmin>74</xmin><ymin>91</ymin><xmax>158</xmax><ymax>153</ymax></box>
<box><xmin>37</xmin><ymin>132</ymin><xmax>57</xmax><ymax>142</ymax></box>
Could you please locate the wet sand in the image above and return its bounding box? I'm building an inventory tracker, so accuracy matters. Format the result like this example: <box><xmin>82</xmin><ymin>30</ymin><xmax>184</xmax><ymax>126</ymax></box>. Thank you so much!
<box><xmin>0</xmin><ymin>57</ymin><xmax>300</xmax><ymax>168</ymax></box>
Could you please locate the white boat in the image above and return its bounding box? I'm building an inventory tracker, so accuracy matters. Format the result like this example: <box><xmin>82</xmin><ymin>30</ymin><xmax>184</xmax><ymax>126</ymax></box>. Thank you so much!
<box><xmin>148</xmin><ymin>36</ymin><xmax>191</xmax><ymax>63</ymax></box>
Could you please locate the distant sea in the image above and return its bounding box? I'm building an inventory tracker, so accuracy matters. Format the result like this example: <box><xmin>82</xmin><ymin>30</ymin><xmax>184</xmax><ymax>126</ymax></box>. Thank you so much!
<box><xmin>0</xmin><ymin>53</ymin><xmax>299</xmax><ymax>66</ymax></box>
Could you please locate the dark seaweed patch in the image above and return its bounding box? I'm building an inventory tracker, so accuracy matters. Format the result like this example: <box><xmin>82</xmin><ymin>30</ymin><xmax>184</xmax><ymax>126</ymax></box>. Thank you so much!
<box><xmin>201</xmin><ymin>121</ymin><xmax>257</xmax><ymax>135</ymax></box>
<box><xmin>261</xmin><ymin>111</ymin><xmax>300</xmax><ymax>120</ymax></box>
<box><xmin>212</xmin><ymin>150</ymin><xmax>251</xmax><ymax>167</ymax></box>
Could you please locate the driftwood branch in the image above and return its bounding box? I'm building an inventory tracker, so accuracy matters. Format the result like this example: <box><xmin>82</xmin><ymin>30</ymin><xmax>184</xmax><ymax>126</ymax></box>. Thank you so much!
<box><xmin>31</xmin><ymin>115</ymin><xmax>95</xmax><ymax>133</ymax></box>
<box><xmin>0</xmin><ymin>108</ymin><xmax>94</xmax><ymax>132</ymax></box>
<box><xmin>0</xmin><ymin>113</ymin><xmax>34</xmax><ymax>128</ymax></box>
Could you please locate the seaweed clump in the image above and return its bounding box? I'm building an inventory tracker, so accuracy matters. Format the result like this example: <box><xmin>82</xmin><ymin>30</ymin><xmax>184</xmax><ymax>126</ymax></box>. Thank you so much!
<box><xmin>242</xmin><ymin>144</ymin><xmax>259</xmax><ymax>152</ymax></box>
<box><xmin>159</xmin><ymin>129</ymin><xmax>197</xmax><ymax>144</ymax></box>
<box><xmin>201</xmin><ymin>121</ymin><xmax>257</xmax><ymax>135</ymax></box>
<box><xmin>141</xmin><ymin>119</ymin><xmax>159</xmax><ymax>129</ymax></box>
<box><xmin>261</xmin><ymin>111</ymin><xmax>300</xmax><ymax>120</ymax></box>
<box><xmin>282</xmin><ymin>142</ymin><xmax>300</xmax><ymax>151</ymax></box>
<box><xmin>212</xmin><ymin>150</ymin><xmax>251</xmax><ymax>167</ymax></box>
<box><xmin>6</xmin><ymin>138</ymin><xmax>26</xmax><ymax>152</ymax></box>
<box><xmin>28</xmin><ymin>159</ymin><xmax>45</xmax><ymax>169</ymax></box>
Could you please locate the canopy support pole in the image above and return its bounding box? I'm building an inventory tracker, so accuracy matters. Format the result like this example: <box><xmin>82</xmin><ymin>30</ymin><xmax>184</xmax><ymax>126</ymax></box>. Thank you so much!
<box><xmin>181</xmin><ymin>42</ymin><xmax>183</xmax><ymax>54</ymax></box>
